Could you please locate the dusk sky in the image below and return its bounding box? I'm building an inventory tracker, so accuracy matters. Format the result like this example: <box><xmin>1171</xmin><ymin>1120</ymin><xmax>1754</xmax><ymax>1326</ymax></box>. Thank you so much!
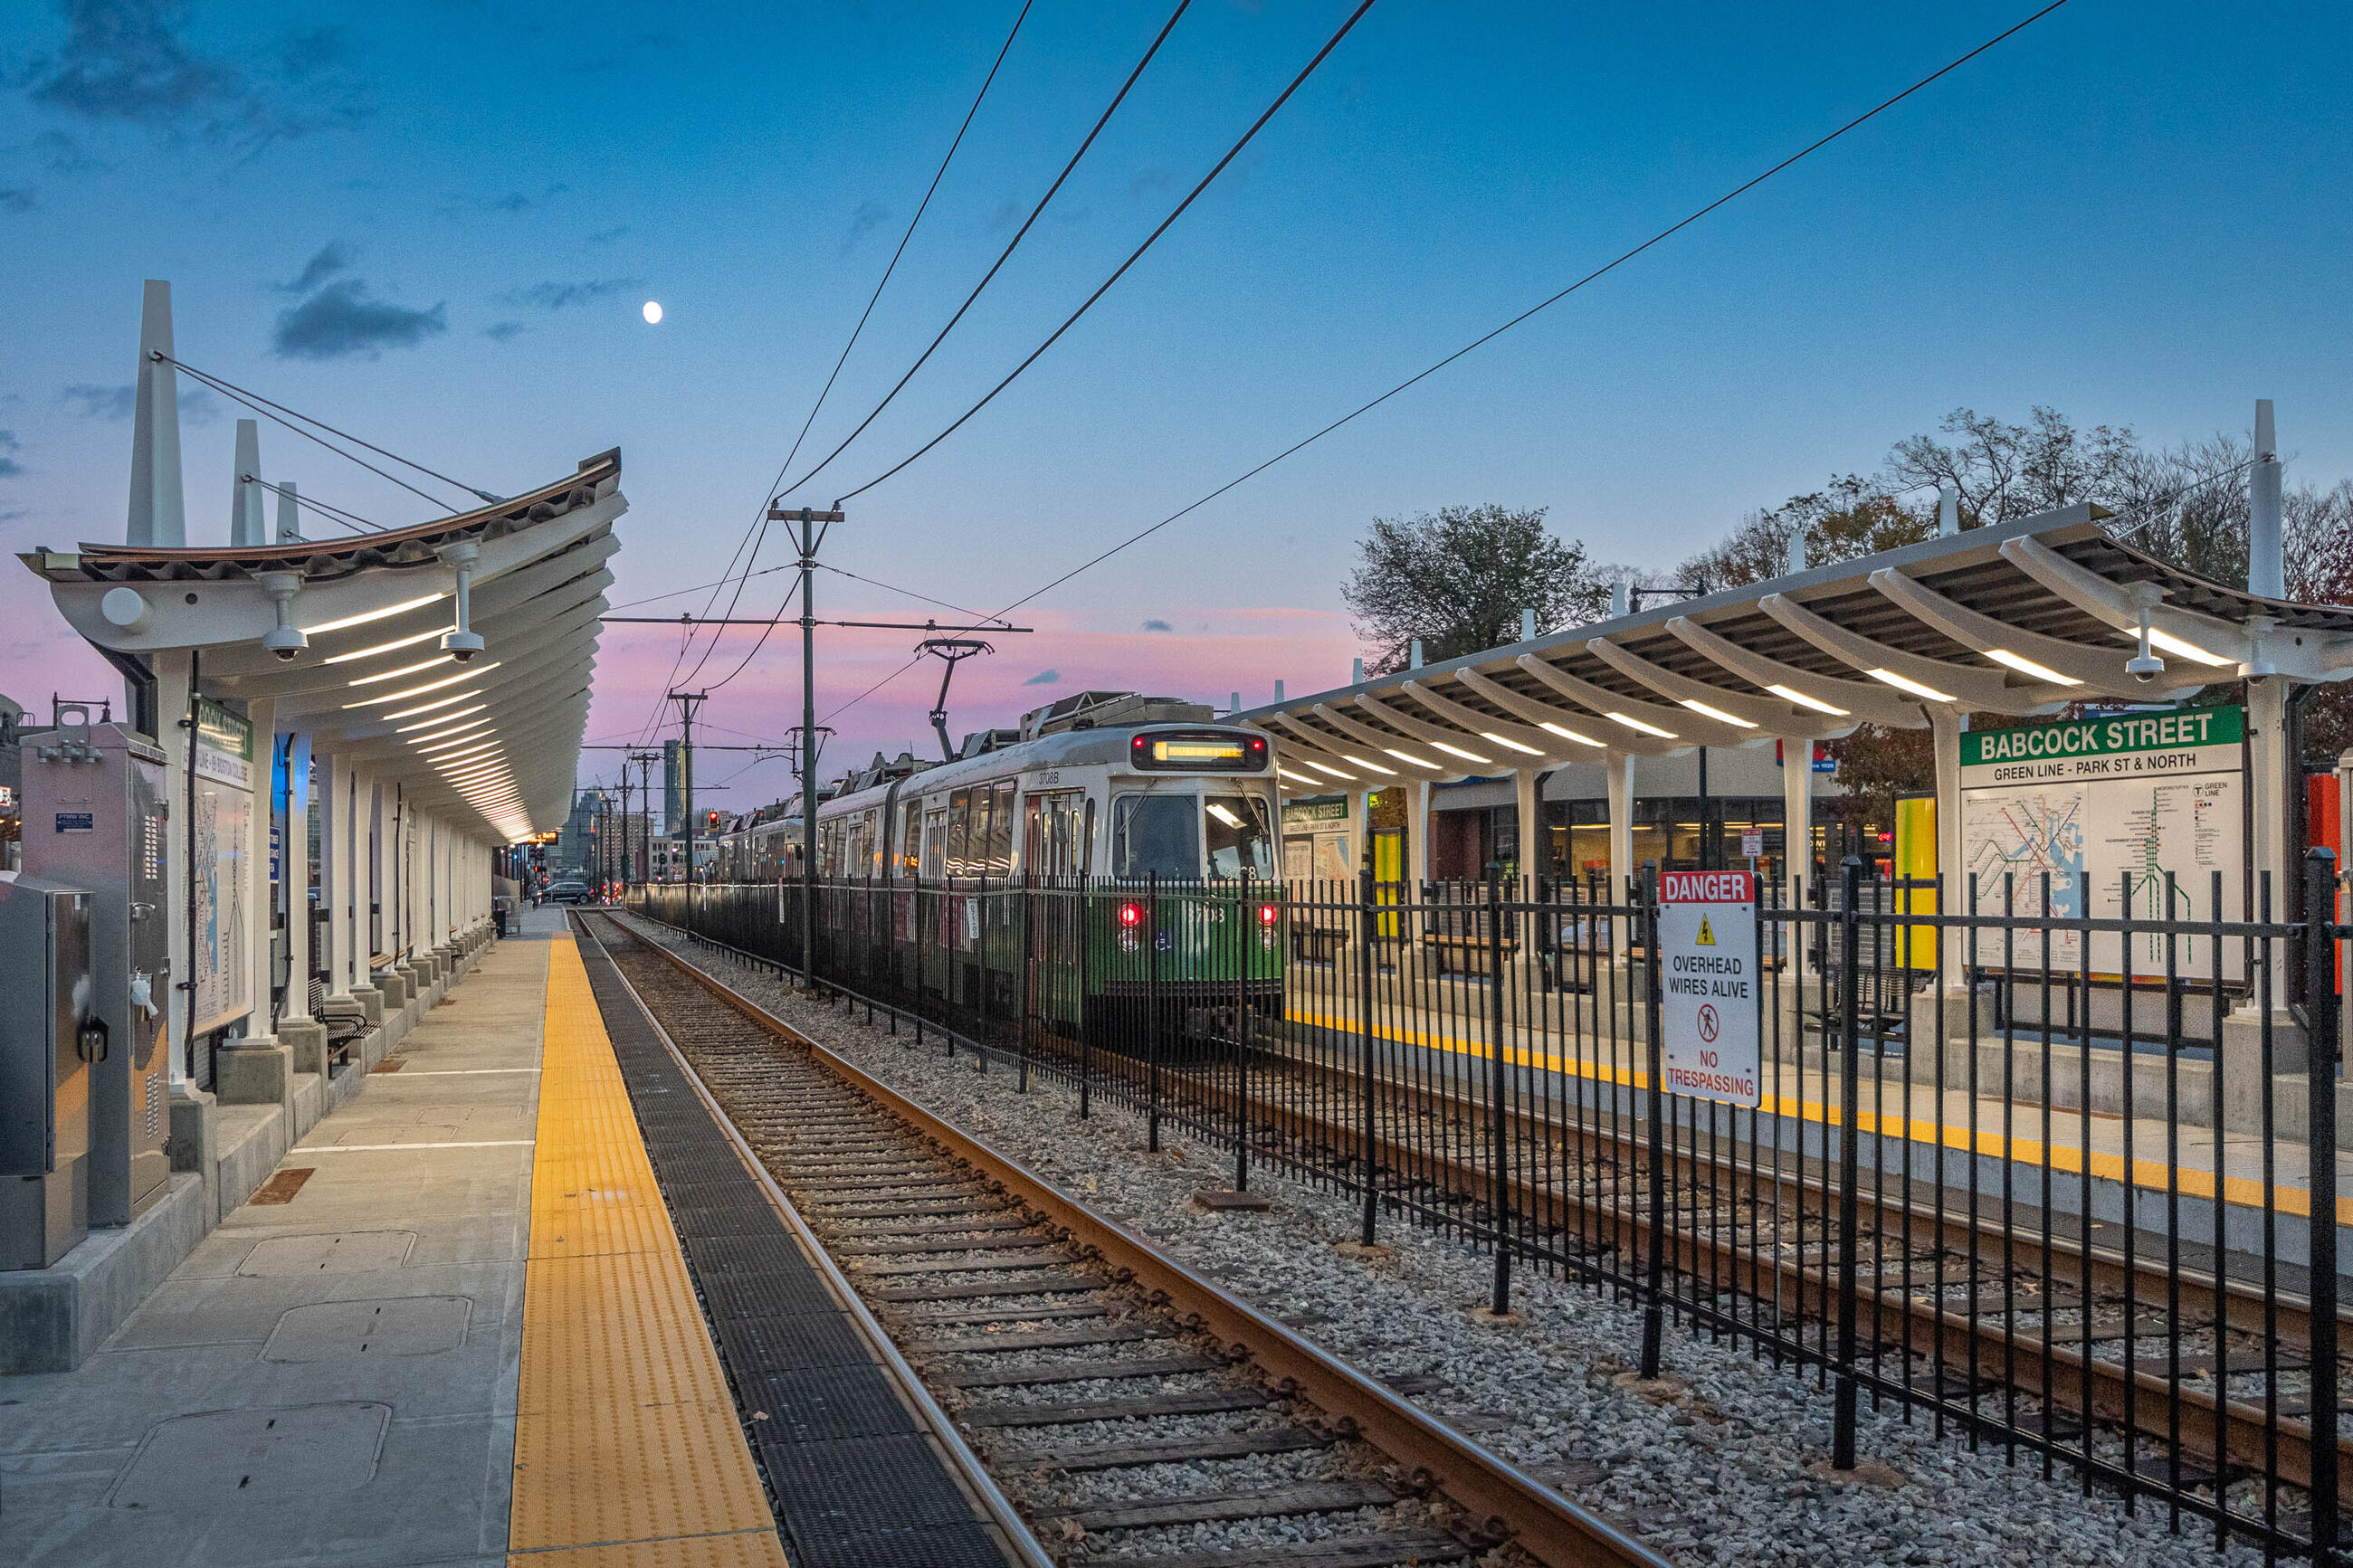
<box><xmin>4</xmin><ymin>0</ymin><xmax>2348</xmax><ymax>814</ymax></box>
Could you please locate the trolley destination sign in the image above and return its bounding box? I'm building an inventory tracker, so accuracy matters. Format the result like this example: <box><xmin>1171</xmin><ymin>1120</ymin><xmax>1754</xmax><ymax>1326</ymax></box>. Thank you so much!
<box><xmin>1656</xmin><ymin>869</ymin><xmax>1760</xmax><ymax>1107</ymax></box>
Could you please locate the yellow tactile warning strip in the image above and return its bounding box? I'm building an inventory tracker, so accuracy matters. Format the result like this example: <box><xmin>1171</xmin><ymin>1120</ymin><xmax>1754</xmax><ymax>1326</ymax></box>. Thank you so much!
<box><xmin>509</xmin><ymin>937</ymin><xmax>790</xmax><ymax>1568</ymax></box>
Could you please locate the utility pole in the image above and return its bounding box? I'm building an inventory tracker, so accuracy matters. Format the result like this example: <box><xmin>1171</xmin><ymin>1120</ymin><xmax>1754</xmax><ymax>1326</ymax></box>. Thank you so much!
<box><xmin>769</xmin><ymin>502</ymin><xmax>844</xmax><ymax>987</ymax></box>
<box><xmin>629</xmin><ymin>749</ymin><xmax>660</xmax><ymax>886</ymax></box>
<box><xmin>671</xmin><ymin>690</ymin><xmax>708</xmax><ymax>921</ymax></box>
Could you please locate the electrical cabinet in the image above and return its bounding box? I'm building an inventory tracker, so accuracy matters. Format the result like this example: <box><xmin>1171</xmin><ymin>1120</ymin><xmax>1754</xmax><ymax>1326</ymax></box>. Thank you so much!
<box><xmin>0</xmin><ymin>874</ymin><xmax>96</xmax><ymax>1269</ymax></box>
<box><xmin>20</xmin><ymin>712</ymin><xmax>173</xmax><ymax>1225</ymax></box>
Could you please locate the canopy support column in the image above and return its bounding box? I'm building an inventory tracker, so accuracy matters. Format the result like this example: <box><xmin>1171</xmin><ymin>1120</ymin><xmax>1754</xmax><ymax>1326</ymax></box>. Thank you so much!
<box><xmin>1607</xmin><ymin>750</ymin><xmax>1635</xmax><ymax>955</ymax></box>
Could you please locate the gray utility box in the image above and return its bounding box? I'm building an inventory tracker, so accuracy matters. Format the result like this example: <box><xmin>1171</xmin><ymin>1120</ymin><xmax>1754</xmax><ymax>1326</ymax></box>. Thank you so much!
<box><xmin>20</xmin><ymin>715</ymin><xmax>173</xmax><ymax>1226</ymax></box>
<box><xmin>0</xmin><ymin>874</ymin><xmax>97</xmax><ymax>1269</ymax></box>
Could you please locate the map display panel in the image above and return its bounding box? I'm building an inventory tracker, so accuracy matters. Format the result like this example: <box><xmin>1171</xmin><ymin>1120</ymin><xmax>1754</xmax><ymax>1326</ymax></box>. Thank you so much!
<box><xmin>1958</xmin><ymin>707</ymin><xmax>2243</xmax><ymax>980</ymax></box>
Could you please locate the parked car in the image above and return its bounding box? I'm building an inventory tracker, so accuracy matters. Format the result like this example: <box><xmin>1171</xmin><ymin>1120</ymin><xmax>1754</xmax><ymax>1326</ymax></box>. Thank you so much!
<box><xmin>549</xmin><ymin>879</ymin><xmax>591</xmax><ymax>904</ymax></box>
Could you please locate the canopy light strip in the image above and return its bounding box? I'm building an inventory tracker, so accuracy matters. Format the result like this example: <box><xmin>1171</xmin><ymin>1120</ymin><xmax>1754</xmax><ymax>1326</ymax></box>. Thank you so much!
<box><xmin>323</xmin><ymin>625</ymin><xmax>454</xmax><ymax>665</ymax></box>
<box><xmin>1767</xmin><ymin>683</ymin><xmax>1849</xmax><ymax>716</ymax></box>
<box><xmin>1983</xmin><ymin>648</ymin><xmax>2082</xmax><ymax>686</ymax></box>
<box><xmin>302</xmin><ymin>592</ymin><xmax>445</xmax><ymax>636</ymax></box>
<box><xmin>378</xmin><ymin>689</ymin><xmax>485</xmax><ymax>721</ymax></box>
<box><xmin>1678</xmin><ymin>699</ymin><xmax>1757</xmax><ymax>729</ymax></box>
<box><xmin>397</xmin><ymin>704</ymin><xmax>486</xmax><ymax>733</ymax></box>
<box><xmin>1607</xmin><ymin>712</ymin><xmax>1676</xmax><ymax>739</ymax></box>
<box><xmin>1538</xmin><ymin>721</ymin><xmax>1604</xmax><ymax>747</ymax></box>
<box><xmin>1865</xmin><ymin>668</ymin><xmax>1955</xmax><ymax>702</ymax></box>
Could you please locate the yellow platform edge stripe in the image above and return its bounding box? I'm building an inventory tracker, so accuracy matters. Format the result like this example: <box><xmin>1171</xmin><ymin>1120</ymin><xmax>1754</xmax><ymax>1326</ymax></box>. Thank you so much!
<box><xmin>508</xmin><ymin>937</ymin><xmax>789</xmax><ymax>1568</ymax></box>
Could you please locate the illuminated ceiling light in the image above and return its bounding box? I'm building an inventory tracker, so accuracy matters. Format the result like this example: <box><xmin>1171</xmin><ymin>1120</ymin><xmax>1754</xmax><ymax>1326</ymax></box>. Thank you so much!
<box><xmin>343</xmin><ymin>663</ymin><xmax>499</xmax><ymax>708</ymax></box>
<box><xmin>1983</xmin><ymin>648</ymin><xmax>2082</xmax><ymax>686</ymax></box>
<box><xmin>1275</xmin><ymin>767</ymin><xmax>1320</xmax><ymax>785</ymax></box>
<box><xmin>322</xmin><ymin>625</ymin><xmax>456</xmax><ymax>664</ymax></box>
<box><xmin>427</xmin><ymin>746</ymin><xmax>500</xmax><ymax>769</ymax></box>
<box><xmin>1537</xmin><ymin>721</ymin><xmax>1605</xmax><ymax>747</ymax></box>
<box><xmin>443</xmin><ymin>763</ymin><xmax>510</xmax><ymax>783</ymax></box>
<box><xmin>1301</xmin><ymin>759</ymin><xmax>1358</xmax><ymax>780</ymax></box>
<box><xmin>378</xmin><ymin>689</ymin><xmax>484</xmax><ymax>722</ymax></box>
<box><xmin>1338</xmin><ymin>753</ymin><xmax>1397</xmax><ymax>776</ymax></box>
<box><xmin>1428</xmin><ymin>740</ymin><xmax>1491</xmax><ymax>764</ymax></box>
<box><xmin>416</xmin><ymin>731</ymin><xmax>498</xmax><ymax>756</ymax></box>
<box><xmin>346</xmin><ymin>654</ymin><xmax>455</xmax><ymax>687</ymax></box>
<box><xmin>2133</xmin><ymin>627</ymin><xmax>2234</xmax><ymax>668</ymax></box>
<box><xmin>1767</xmin><ymin>683</ymin><xmax>1849</xmax><ymax>716</ymax></box>
<box><xmin>1205</xmin><ymin>802</ymin><xmax>1243</xmax><ymax>829</ymax></box>
<box><xmin>406</xmin><ymin>718</ymin><xmax>493</xmax><ymax>747</ymax></box>
<box><xmin>1606</xmin><ymin>712</ymin><xmax>1677</xmax><ymax>739</ymax></box>
<box><xmin>1864</xmin><ymin>668</ymin><xmax>1956</xmax><ymax>702</ymax></box>
<box><xmin>301</xmin><ymin>592</ymin><xmax>446</xmax><ymax>636</ymax></box>
<box><xmin>1480</xmin><ymin>731</ymin><xmax>1545</xmax><ymax>755</ymax></box>
<box><xmin>1382</xmin><ymin>747</ymin><xmax>1440</xmax><ymax>770</ymax></box>
<box><xmin>397</xmin><ymin>704</ymin><xmax>486</xmax><ymax>733</ymax></box>
<box><xmin>1678</xmin><ymin>698</ymin><xmax>1758</xmax><ymax>729</ymax></box>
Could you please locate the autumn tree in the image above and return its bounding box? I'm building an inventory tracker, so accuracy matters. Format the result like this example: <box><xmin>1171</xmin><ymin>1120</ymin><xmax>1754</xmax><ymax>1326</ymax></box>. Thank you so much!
<box><xmin>1343</xmin><ymin>504</ymin><xmax>1609</xmax><ymax>676</ymax></box>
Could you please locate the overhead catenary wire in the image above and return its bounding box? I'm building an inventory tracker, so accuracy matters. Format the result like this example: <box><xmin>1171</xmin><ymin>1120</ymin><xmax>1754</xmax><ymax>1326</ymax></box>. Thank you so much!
<box><xmin>811</xmin><ymin>0</ymin><xmax>2074</xmax><ymax>733</ymax></box>
<box><xmin>248</xmin><ymin>477</ymin><xmax>380</xmax><ymax>537</ymax></box>
<box><xmin>773</xmin><ymin>0</ymin><xmax>1197</xmax><ymax>503</ymax></box>
<box><xmin>984</xmin><ymin>0</ymin><xmax>2076</xmax><ymax>619</ymax></box>
<box><xmin>648</xmin><ymin>4</ymin><xmax>1038</xmax><ymax>721</ymax></box>
<box><xmin>770</xmin><ymin>0</ymin><xmax>1036</xmax><ymax>489</ymax></box>
<box><xmin>828</xmin><ymin>0</ymin><xmax>1379</xmax><ymax>508</ymax></box>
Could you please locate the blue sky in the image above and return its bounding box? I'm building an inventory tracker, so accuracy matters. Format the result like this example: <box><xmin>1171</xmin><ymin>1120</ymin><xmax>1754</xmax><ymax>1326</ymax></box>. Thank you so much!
<box><xmin>3</xmin><ymin>1</ymin><xmax>2348</xmax><ymax>809</ymax></box>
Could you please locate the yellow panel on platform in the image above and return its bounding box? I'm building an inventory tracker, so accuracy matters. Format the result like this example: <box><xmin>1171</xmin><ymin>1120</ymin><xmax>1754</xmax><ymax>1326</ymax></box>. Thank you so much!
<box><xmin>1894</xmin><ymin>793</ymin><xmax>1939</xmax><ymax>970</ymax></box>
<box><xmin>509</xmin><ymin>939</ymin><xmax>787</xmax><ymax>1568</ymax></box>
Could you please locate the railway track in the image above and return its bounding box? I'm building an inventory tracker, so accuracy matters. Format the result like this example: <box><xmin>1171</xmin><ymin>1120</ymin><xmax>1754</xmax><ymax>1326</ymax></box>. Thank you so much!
<box><xmin>576</xmin><ymin>913</ymin><xmax>1664</xmax><ymax>1568</ymax></box>
<box><xmin>624</xmin><ymin>913</ymin><xmax>2353</xmax><ymax>1551</ymax></box>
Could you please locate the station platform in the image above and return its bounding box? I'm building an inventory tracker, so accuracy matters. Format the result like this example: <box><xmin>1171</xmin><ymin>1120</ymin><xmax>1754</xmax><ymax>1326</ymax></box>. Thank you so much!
<box><xmin>0</xmin><ymin>903</ymin><xmax>795</xmax><ymax>1568</ymax></box>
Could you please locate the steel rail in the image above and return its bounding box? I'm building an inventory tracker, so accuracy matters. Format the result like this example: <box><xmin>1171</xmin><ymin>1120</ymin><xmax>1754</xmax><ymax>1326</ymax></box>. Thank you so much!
<box><xmin>606</xmin><ymin>914</ymin><xmax>1672</xmax><ymax>1568</ymax></box>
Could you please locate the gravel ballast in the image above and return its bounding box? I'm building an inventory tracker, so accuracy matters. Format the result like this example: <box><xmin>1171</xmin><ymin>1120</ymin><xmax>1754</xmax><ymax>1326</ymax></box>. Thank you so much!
<box><xmin>618</xmin><ymin>916</ymin><xmax>2272</xmax><ymax>1568</ymax></box>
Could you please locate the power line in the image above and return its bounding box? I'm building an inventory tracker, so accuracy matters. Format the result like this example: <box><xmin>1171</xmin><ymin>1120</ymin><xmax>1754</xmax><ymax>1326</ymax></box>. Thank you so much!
<box><xmin>2105</xmin><ymin>456</ymin><xmax>2264</xmax><ymax>543</ymax></box>
<box><xmin>774</xmin><ymin>0</ymin><xmax>1197</xmax><ymax>502</ymax></box>
<box><xmin>986</xmin><ymin>0</ymin><xmax>2075</xmax><ymax>618</ymax></box>
<box><xmin>808</xmin><ymin>0</ymin><xmax>2074</xmax><ymax>735</ymax></box>
<box><xmin>653</xmin><ymin>5</ymin><xmax>1039</xmax><ymax>718</ymax></box>
<box><xmin>770</xmin><ymin>0</ymin><xmax>1034</xmax><ymax>489</ymax></box>
<box><xmin>830</xmin><ymin>0</ymin><xmax>1377</xmax><ymax>508</ymax></box>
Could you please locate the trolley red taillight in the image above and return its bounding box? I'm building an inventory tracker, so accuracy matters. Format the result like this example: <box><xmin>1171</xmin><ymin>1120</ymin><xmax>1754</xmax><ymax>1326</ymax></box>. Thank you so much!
<box><xmin>1257</xmin><ymin>904</ymin><xmax>1279</xmax><ymax>926</ymax></box>
<box><xmin>1117</xmin><ymin>902</ymin><xmax>1146</xmax><ymax>928</ymax></box>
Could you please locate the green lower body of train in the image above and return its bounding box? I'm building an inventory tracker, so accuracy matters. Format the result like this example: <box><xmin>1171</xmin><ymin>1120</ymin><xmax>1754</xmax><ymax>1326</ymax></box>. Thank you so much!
<box><xmin>825</xmin><ymin>881</ymin><xmax>1286</xmax><ymax>1050</ymax></box>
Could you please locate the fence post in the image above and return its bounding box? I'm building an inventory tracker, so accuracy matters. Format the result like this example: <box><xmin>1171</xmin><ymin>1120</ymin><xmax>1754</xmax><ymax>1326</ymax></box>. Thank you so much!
<box><xmin>1640</xmin><ymin>864</ymin><xmax>1668</xmax><ymax>1379</ymax></box>
<box><xmin>1148</xmin><ymin>870</ymin><xmax>1162</xmax><ymax>1153</ymax></box>
<box><xmin>2306</xmin><ymin>846</ymin><xmax>2341</xmax><ymax>1564</ymax></box>
<box><xmin>976</xmin><ymin>872</ymin><xmax>990</xmax><ymax>1075</ymax></box>
<box><xmin>1017</xmin><ymin>871</ymin><xmax>1032</xmax><ymax>1094</ymax></box>
<box><xmin>1079</xmin><ymin>877</ymin><xmax>1092</xmax><ymax>1119</ymax></box>
<box><xmin>1236</xmin><ymin>869</ymin><xmax>1252</xmax><ymax>1193</ymax></box>
<box><xmin>1486</xmin><ymin>868</ymin><xmax>1512</xmax><ymax>1316</ymax></box>
<box><xmin>1358</xmin><ymin>865</ymin><xmax>1379</xmax><ymax>1246</ymax></box>
<box><xmin>1833</xmin><ymin>855</ymin><xmax>1863</xmax><ymax>1470</ymax></box>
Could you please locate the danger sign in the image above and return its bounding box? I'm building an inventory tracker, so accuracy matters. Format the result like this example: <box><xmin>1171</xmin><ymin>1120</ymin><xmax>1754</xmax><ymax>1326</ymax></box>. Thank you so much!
<box><xmin>1657</xmin><ymin>870</ymin><xmax>1760</xmax><ymax>1107</ymax></box>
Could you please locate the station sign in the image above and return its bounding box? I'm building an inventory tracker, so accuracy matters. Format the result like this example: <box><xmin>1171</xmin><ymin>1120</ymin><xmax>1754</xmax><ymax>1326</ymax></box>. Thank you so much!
<box><xmin>1657</xmin><ymin>869</ymin><xmax>1760</xmax><ymax>1107</ymax></box>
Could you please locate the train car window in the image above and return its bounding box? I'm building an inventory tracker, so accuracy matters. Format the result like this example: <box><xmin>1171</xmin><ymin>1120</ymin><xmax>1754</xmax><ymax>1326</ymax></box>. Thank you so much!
<box><xmin>1081</xmin><ymin>798</ymin><xmax>1094</xmax><ymax>875</ymax></box>
<box><xmin>922</xmin><ymin>804</ymin><xmax>947</xmax><ymax>879</ymax></box>
<box><xmin>986</xmin><ymin>781</ymin><xmax>1015</xmax><ymax>873</ymax></box>
<box><xmin>895</xmin><ymin>802</ymin><xmax>919</xmax><ymax>876</ymax></box>
<box><xmin>947</xmin><ymin>790</ymin><xmax>971</xmax><ymax>876</ymax></box>
<box><xmin>1204</xmin><ymin>795</ymin><xmax>1277</xmax><ymax>879</ymax></box>
<box><xmin>1112</xmin><ymin>794</ymin><xmax>1199</xmax><ymax>880</ymax></box>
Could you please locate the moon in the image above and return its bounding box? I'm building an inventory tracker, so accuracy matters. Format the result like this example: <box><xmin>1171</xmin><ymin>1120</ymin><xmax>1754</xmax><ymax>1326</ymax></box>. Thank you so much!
<box><xmin>642</xmin><ymin>300</ymin><xmax>663</xmax><ymax>324</ymax></box>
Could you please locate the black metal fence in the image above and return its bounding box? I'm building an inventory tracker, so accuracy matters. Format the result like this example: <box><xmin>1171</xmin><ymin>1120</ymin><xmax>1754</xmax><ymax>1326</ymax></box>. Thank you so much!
<box><xmin>631</xmin><ymin>851</ymin><xmax>2348</xmax><ymax>1560</ymax></box>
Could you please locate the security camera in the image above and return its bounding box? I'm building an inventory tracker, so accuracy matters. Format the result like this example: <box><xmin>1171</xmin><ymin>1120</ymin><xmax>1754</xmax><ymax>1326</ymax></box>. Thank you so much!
<box><xmin>442</xmin><ymin>629</ymin><xmax>486</xmax><ymax>663</ymax></box>
<box><xmin>2126</xmin><ymin>652</ymin><xmax>2164</xmax><ymax>684</ymax></box>
<box><xmin>262</xmin><ymin>623</ymin><xmax>308</xmax><ymax>662</ymax></box>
